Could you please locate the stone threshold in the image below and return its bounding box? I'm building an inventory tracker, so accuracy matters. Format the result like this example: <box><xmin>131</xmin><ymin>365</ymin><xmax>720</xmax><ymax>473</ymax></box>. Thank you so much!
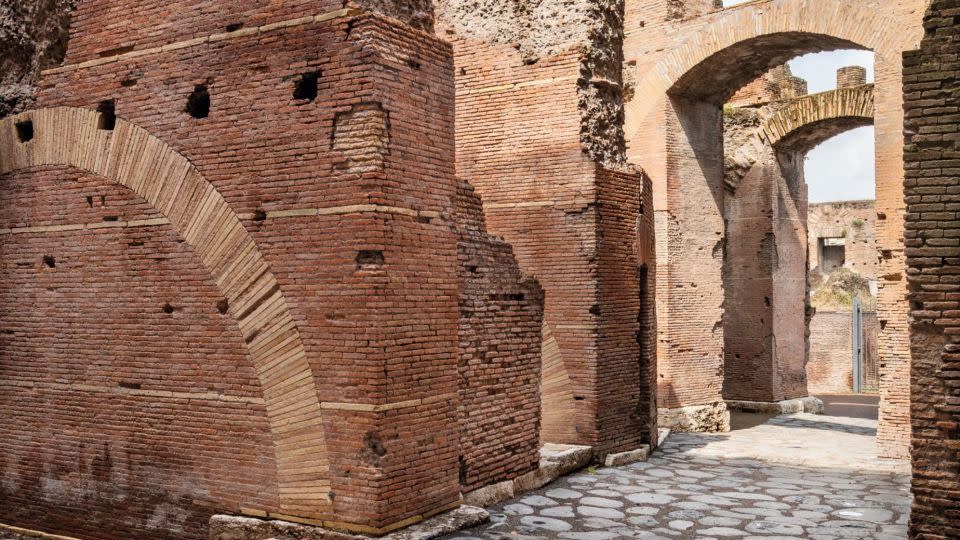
<box><xmin>726</xmin><ymin>396</ymin><xmax>825</xmax><ymax>415</ymax></box>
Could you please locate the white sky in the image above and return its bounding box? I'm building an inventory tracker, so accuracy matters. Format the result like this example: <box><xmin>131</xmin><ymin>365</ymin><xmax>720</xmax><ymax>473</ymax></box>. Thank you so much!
<box><xmin>722</xmin><ymin>0</ymin><xmax>876</xmax><ymax>203</ymax></box>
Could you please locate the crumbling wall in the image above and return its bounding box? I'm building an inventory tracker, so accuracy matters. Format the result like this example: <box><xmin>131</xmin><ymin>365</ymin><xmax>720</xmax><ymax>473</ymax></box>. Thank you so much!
<box><xmin>728</xmin><ymin>64</ymin><xmax>808</xmax><ymax>108</ymax></box>
<box><xmin>808</xmin><ymin>201</ymin><xmax>879</xmax><ymax>279</ymax></box>
<box><xmin>439</xmin><ymin>0</ymin><xmax>655</xmax><ymax>453</ymax></box>
<box><xmin>436</xmin><ymin>0</ymin><xmax>627</xmax><ymax>167</ymax></box>
<box><xmin>456</xmin><ymin>180</ymin><xmax>543</xmax><ymax>493</ymax></box>
<box><xmin>902</xmin><ymin>2</ymin><xmax>960</xmax><ymax>535</ymax></box>
<box><xmin>0</xmin><ymin>0</ymin><xmax>74</xmax><ymax>117</ymax></box>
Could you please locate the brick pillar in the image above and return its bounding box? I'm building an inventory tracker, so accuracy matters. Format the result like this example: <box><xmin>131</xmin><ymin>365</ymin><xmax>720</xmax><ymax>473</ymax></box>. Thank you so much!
<box><xmin>837</xmin><ymin>66</ymin><xmax>867</xmax><ymax>88</ymax></box>
<box><xmin>903</xmin><ymin>3</ymin><xmax>960</xmax><ymax>535</ymax></box>
<box><xmin>655</xmin><ymin>96</ymin><xmax>729</xmax><ymax>431</ymax></box>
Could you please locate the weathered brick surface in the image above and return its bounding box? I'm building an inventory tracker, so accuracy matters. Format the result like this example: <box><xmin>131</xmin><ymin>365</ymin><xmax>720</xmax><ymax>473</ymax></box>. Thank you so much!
<box><xmin>0</xmin><ymin>3</ymin><xmax>466</xmax><ymax>538</ymax></box>
<box><xmin>807</xmin><ymin>311</ymin><xmax>880</xmax><ymax>394</ymax></box>
<box><xmin>446</xmin><ymin>31</ymin><xmax>656</xmax><ymax>454</ymax></box>
<box><xmin>456</xmin><ymin>180</ymin><xmax>544</xmax><ymax>493</ymax></box>
<box><xmin>0</xmin><ymin>167</ymin><xmax>279</xmax><ymax>540</ymax></box>
<box><xmin>903</xmin><ymin>1</ymin><xmax>960</xmax><ymax>535</ymax></box>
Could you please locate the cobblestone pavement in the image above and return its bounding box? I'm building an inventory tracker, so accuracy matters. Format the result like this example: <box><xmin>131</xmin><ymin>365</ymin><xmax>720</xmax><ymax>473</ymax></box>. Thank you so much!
<box><xmin>452</xmin><ymin>414</ymin><xmax>911</xmax><ymax>540</ymax></box>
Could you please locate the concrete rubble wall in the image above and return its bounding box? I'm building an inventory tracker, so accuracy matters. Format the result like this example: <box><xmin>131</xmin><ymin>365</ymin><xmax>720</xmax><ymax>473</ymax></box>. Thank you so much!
<box><xmin>902</xmin><ymin>1</ymin><xmax>960</xmax><ymax>535</ymax></box>
<box><xmin>0</xmin><ymin>0</ymin><xmax>74</xmax><ymax>117</ymax></box>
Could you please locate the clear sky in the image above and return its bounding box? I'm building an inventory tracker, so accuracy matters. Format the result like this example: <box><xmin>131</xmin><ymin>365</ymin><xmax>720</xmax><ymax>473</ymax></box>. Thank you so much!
<box><xmin>722</xmin><ymin>0</ymin><xmax>876</xmax><ymax>203</ymax></box>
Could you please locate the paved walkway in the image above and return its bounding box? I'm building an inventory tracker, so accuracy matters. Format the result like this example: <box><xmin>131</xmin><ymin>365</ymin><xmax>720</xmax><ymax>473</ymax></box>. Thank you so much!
<box><xmin>453</xmin><ymin>414</ymin><xmax>910</xmax><ymax>540</ymax></box>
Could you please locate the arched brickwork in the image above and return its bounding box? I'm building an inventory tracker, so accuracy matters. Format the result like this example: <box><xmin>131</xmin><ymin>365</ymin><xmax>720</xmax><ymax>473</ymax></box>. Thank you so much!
<box><xmin>625</xmin><ymin>0</ymin><xmax>908</xmax><ymax>146</ymax></box>
<box><xmin>623</xmin><ymin>0</ymin><xmax>923</xmax><ymax>440</ymax></box>
<box><xmin>0</xmin><ymin>107</ymin><xmax>331</xmax><ymax>519</ymax></box>
<box><xmin>726</xmin><ymin>85</ymin><xmax>875</xmax><ymax>192</ymax></box>
<box><xmin>761</xmin><ymin>85</ymin><xmax>874</xmax><ymax>152</ymax></box>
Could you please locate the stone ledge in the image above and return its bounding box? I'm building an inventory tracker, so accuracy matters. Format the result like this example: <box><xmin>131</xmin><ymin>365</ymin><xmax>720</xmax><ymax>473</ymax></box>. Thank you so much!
<box><xmin>463</xmin><ymin>443</ymin><xmax>593</xmax><ymax>508</ymax></box>
<box><xmin>603</xmin><ymin>445</ymin><xmax>650</xmax><ymax>467</ymax></box>
<box><xmin>726</xmin><ymin>396</ymin><xmax>825</xmax><ymax>415</ymax></box>
<box><xmin>209</xmin><ymin>506</ymin><xmax>489</xmax><ymax>540</ymax></box>
<box><xmin>658</xmin><ymin>402</ymin><xmax>731</xmax><ymax>433</ymax></box>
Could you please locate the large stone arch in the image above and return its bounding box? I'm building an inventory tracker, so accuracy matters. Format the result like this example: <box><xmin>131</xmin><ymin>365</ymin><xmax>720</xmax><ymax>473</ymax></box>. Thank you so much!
<box><xmin>0</xmin><ymin>107</ymin><xmax>330</xmax><ymax>519</ymax></box>
<box><xmin>726</xmin><ymin>85</ymin><xmax>875</xmax><ymax>192</ymax></box>
<box><xmin>625</xmin><ymin>0</ymin><xmax>907</xmax><ymax>148</ymax></box>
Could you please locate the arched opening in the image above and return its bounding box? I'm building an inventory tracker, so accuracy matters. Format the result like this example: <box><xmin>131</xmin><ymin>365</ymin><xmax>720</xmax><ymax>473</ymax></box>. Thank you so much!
<box><xmin>0</xmin><ymin>108</ymin><xmax>332</xmax><ymax>528</ymax></box>
<box><xmin>621</xmin><ymin>0</ymin><xmax>911</xmax><ymax>433</ymax></box>
<box><xmin>721</xmin><ymin>63</ymin><xmax>878</xmax><ymax>428</ymax></box>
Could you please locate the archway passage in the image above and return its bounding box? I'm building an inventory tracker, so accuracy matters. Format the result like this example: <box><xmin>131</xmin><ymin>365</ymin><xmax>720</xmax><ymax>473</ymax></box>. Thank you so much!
<box><xmin>722</xmin><ymin>81</ymin><xmax>877</xmax><ymax>411</ymax></box>
<box><xmin>623</xmin><ymin>0</ymin><xmax>923</xmax><ymax>441</ymax></box>
<box><xmin>761</xmin><ymin>85</ymin><xmax>874</xmax><ymax>152</ymax></box>
<box><xmin>0</xmin><ymin>107</ymin><xmax>331</xmax><ymax>520</ymax></box>
<box><xmin>625</xmin><ymin>0</ymin><xmax>905</xmax><ymax>144</ymax></box>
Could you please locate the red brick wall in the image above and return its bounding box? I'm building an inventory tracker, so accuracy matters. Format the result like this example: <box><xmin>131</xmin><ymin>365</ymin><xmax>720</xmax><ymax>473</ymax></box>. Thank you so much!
<box><xmin>456</xmin><ymin>180</ymin><xmax>543</xmax><ymax>492</ymax></box>
<box><xmin>903</xmin><ymin>2</ymin><xmax>960</xmax><ymax>534</ymax></box>
<box><xmin>450</xmin><ymin>36</ymin><xmax>655</xmax><ymax>455</ymax></box>
<box><xmin>807</xmin><ymin>311</ymin><xmax>879</xmax><ymax>394</ymax></box>
<box><xmin>597</xmin><ymin>167</ymin><xmax>657</xmax><ymax>446</ymax></box>
<box><xmin>2</xmin><ymin>5</ymin><xmax>463</xmax><ymax>537</ymax></box>
<box><xmin>0</xmin><ymin>167</ymin><xmax>279</xmax><ymax>540</ymax></box>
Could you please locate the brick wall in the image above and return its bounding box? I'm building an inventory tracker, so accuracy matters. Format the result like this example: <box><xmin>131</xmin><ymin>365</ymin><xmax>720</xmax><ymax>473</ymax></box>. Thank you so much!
<box><xmin>456</xmin><ymin>180</ymin><xmax>544</xmax><ymax>493</ymax></box>
<box><xmin>729</xmin><ymin>64</ymin><xmax>808</xmax><ymax>108</ymax></box>
<box><xmin>0</xmin><ymin>167</ymin><xmax>279</xmax><ymax>540</ymax></box>
<box><xmin>447</xmin><ymin>32</ymin><xmax>655</xmax><ymax>454</ymax></box>
<box><xmin>1</xmin><ymin>2</ymin><xmax>466</xmax><ymax>537</ymax></box>
<box><xmin>903</xmin><ymin>1</ymin><xmax>960</xmax><ymax>534</ymax></box>
<box><xmin>808</xmin><ymin>201</ymin><xmax>879</xmax><ymax>279</ymax></box>
<box><xmin>807</xmin><ymin>311</ymin><xmax>880</xmax><ymax>394</ymax></box>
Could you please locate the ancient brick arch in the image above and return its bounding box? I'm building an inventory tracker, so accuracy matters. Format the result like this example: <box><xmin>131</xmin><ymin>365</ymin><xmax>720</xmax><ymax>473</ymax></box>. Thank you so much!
<box><xmin>623</xmin><ymin>0</ymin><xmax>924</xmax><ymax>440</ymax></box>
<box><xmin>0</xmin><ymin>107</ymin><xmax>331</xmax><ymax>519</ymax></box>
<box><xmin>625</xmin><ymin>0</ymin><xmax>907</xmax><ymax>139</ymax></box>
<box><xmin>726</xmin><ymin>85</ymin><xmax>875</xmax><ymax>192</ymax></box>
<box><xmin>761</xmin><ymin>85</ymin><xmax>875</xmax><ymax>152</ymax></box>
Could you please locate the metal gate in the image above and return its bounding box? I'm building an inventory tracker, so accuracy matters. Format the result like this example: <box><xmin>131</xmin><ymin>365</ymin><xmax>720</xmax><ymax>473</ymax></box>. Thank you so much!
<box><xmin>851</xmin><ymin>299</ymin><xmax>880</xmax><ymax>393</ymax></box>
<box><xmin>852</xmin><ymin>298</ymin><xmax>863</xmax><ymax>394</ymax></box>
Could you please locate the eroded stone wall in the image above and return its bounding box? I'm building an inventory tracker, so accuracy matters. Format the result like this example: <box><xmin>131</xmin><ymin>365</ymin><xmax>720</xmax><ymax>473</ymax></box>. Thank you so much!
<box><xmin>808</xmin><ymin>201</ymin><xmax>879</xmax><ymax>278</ymax></box>
<box><xmin>903</xmin><ymin>1</ymin><xmax>960</xmax><ymax>534</ymax></box>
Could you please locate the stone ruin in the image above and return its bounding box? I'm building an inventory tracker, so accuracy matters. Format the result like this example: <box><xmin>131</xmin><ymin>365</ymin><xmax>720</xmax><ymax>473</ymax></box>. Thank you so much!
<box><xmin>0</xmin><ymin>0</ymin><xmax>955</xmax><ymax>539</ymax></box>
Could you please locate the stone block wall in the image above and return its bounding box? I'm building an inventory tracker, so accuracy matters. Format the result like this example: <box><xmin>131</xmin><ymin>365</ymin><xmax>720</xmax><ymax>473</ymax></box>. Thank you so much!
<box><xmin>903</xmin><ymin>1</ymin><xmax>960</xmax><ymax>534</ymax></box>
<box><xmin>456</xmin><ymin>180</ymin><xmax>544</xmax><ymax>493</ymax></box>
